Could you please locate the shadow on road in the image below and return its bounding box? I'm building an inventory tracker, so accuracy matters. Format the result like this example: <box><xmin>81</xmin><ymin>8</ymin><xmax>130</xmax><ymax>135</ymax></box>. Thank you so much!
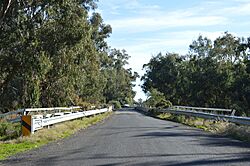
<box><xmin>9</xmin><ymin>151</ymin><xmax>249</xmax><ymax>166</ymax></box>
<box><xmin>2</xmin><ymin>108</ymin><xmax>250</xmax><ymax>166</ymax></box>
<box><xmin>5</xmin><ymin>150</ymin><xmax>249</xmax><ymax>166</ymax></box>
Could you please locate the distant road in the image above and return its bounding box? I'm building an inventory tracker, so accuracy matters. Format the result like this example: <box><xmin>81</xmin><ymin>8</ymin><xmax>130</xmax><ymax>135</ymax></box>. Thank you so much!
<box><xmin>2</xmin><ymin>109</ymin><xmax>250</xmax><ymax>166</ymax></box>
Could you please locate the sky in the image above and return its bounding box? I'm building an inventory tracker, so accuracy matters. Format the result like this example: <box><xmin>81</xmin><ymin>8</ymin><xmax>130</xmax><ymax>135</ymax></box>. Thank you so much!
<box><xmin>97</xmin><ymin>0</ymin><xmax>250</xmax><ymax>101</ymax></box>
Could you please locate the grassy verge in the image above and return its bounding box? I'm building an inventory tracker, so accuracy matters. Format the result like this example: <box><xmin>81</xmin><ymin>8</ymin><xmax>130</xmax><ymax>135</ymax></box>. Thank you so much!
<box><xmin>148</xmin><ymin>109</ymin><xmax>250</xmax><ymax>142</ymax></box>
<box><xmin>0</xmin><ymin>112</ymin><xmax>112</xmax><ymax>160</ymax></box>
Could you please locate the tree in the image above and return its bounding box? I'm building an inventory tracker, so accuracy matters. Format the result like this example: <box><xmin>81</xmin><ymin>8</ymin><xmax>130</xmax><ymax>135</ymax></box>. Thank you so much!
<box><xmin>142</xmin><ymin>53</ymin><xmax>183</xmax><ymax>103</ymax></box>
<box><xmin>0</xmin><ymin>0</ymin><xmax>137</xmax><ymax>112</ymax></box>
<box><xmin>145</xmin><ymin>88</ymin><xmax>165</xmax><ymax>107</ymax></box>
<box><xmin>103</xmin><ymin>49</ymin><xmax>139</xmax><ymax>104</ymax></box>
<box><xmin>141</xmin><ymin>32</ymin><xmax>250</xmax><ymax>116</ymax></box>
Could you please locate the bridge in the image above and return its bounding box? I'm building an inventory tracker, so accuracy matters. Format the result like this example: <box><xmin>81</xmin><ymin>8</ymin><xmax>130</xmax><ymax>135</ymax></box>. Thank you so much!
<box><xmin>2</xmin><ymin>108</ymin><xmax>250</xmax><ymax>166</ymax></box>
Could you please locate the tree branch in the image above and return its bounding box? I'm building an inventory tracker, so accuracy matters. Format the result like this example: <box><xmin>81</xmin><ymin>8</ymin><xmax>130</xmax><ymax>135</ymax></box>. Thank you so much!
<box><xmin>0</xmin><ymin>0</ymin><xmax>12</xmax><ymax>23</ymax></box>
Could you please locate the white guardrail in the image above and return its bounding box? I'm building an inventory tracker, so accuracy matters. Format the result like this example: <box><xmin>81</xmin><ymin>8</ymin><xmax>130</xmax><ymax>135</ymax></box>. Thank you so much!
<box><xmin>0</xmin><ymin>106</ymin><xmax>83</xmax><ymax>123</ymax></box>
<box><xmin>1</xmin><ymin>106</ymin><xmax>112</xmax><ymax>135</ymax></box>
<box><xmin>136</xmin><ymin>106</ymin><xmax>250</xmax><ymax>126</ymax></box>
<box><xmin>172</xmin><ymin>106</ymin><xmax>235</xmax><ymax>115</ymax></box>
<box><xmin>32</xmin><ymin>108</ymin><xmax>110</xmax><ymax>134</ymax></box>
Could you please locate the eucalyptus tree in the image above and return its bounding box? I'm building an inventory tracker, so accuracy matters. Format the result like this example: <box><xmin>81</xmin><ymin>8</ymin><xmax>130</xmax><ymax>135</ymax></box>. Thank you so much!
<box><xmin>0</xmin><ymin>0</ymin><xmax>137</xmax><ymax>112</ymax></box>
<box><xmin>141</xmin><ymin>32</ymin><xmax>250</xmax><ymax>116</ymax></box>
<box><xmin>103</xmin><ymin>49</ymin><xmax>139</xmax><ymax>105</ymax></box>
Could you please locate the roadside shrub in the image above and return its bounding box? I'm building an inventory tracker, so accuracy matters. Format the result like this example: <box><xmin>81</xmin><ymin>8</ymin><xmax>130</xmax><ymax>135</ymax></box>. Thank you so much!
<box><xmin>148</xmin><ymin>108</ymin><xmax>159</xmax><ymax>115</ymax></box>
<box><xmin>96</xmin><ymin>103</ymin><xmax>108</xmax><ymax>109</ymax></box>
<box><xmin>155</xmin><ymin>99</ymin><xmax>172</xmax><ymax>109</ymax></box>
<box><xmin>108</xmin><ymin>101</ymin><xmax>121</xmax><ymax>109</ymax></box>
<box><xmin>231</xmin><ymin>104</ymin><xmax>248</xmax><ymax>116</ymax></box>
<box><xmin>223</xmin><ymin>124</ymin><xmax>250</xmax><ymax>142</ymax></box>
<box><xmin>0</xmin><ymin>122</ymin><xmax>8</xmax><ymax>136</ymax></box>
<box><xmin>0</xmin><ymin>122</ymin><xmax>21</xmax><ymax>141</ymax></box>
<box><xmin>76</xmin><ymin>101</ymin><xmax>92</xmax><ymax>111</ymax></box>
<box><xmin>169</xmin><ymin>115</ymin><xmax>186</xmax><ymax>123</ymax></box>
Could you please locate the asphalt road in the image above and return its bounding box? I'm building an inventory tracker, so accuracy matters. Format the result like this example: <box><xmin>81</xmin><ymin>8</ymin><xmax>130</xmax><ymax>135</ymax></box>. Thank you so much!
<box><xmin>2</xmin><ymin>109</ymin><xmax>250</xmax><ymax>166</ymax></box>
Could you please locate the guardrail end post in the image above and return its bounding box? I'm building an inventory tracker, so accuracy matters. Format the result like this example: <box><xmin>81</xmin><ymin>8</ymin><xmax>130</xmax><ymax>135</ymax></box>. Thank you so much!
<box><xmin>21</xmin><ymin>115</ymin><xmax>32</xmax><ymax>136</ymax></box>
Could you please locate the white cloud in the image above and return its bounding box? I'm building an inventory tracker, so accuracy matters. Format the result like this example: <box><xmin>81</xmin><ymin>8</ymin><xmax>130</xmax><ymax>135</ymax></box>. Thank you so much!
<box><xmin>223</xmin><ymin>3</ymin><xmax>250</xmax><ymax>16</ymax></box>
<box><xmin>109</xmin><ymin>14</ymin><xmax>227</xmax><ymax>34</ymax></box>
<box><xmin>114</xmin><ymin>31</ymin><xmax>226</xmax><ymax>55</ymax></box>
<box><xmin>103</xmin><ymin>0</ymin><xmax>250</xmax><ymax>34</ymax></box>
<box><xmin>99</xmin><ymin>0</ymin><xmax>250</xmax><ymax>101</ymax></box>
<box><xmin>199</xmin><ymin>0</ymin><xmax>250</xmax><ymax>17</ymax></box>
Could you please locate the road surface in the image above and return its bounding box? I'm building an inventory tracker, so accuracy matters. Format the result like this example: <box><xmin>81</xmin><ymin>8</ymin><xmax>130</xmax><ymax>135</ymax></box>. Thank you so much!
<box><xmin>2</xmin><ymin>109</ymin><xmax>250</xmax><ymax>166</ymax></box>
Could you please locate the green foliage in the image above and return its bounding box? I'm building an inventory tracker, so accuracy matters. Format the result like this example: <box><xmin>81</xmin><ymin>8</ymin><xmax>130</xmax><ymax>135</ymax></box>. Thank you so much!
<box><xmin>78</xmin><ymin>102</ymin><xmax>92</xmax><ymax>111</ymax></box>
<box><xmin>0</xmin><ymin>1</ymin><xmax>137</xmax><ymax>112</ymax></box>
<box><xmin>148</xmin><ymin>108</ymin><xmax>160</xmax><ymax>115</ymax></box>
<box><xmin>0</xmin><ymin>142</ymin><xmax>41</xmax><ymax>160</ymax></box>
<box><xmin>155</xmin><ymin>99</ymin><xmax>172</xmax><ymax>109</ymax></box>
<box><xmin>145</xmin><ymin>88</ymin><xmax>172</xmax><ymax>109</ymax></box>
<box><xmin>103</xmin><ymin>49</ymin><xmax>139</xmax><ymax>105</ymax></box>
<box><xmin>142</xmin><ymin>32</ymin><xmax>250</xmax><ymax>116</ymax></box>
<box><xmin>145</xmin><ymin>88</ymin><xmax>166</xmax><ymax>107</ymax></box>
<box><xmin>0</xmin><ymin>122</ymin><xmax>21</xmax><ymax>141</ymax></box>
<box><xmin>0</xmin><ymin>122</ymin><xmax>8</xmax><ymax>136</ymax></box>
<box><xmin>108</xmin><ymin>100</ymin><xmax>121</xmax><ymax>109</ymax></box>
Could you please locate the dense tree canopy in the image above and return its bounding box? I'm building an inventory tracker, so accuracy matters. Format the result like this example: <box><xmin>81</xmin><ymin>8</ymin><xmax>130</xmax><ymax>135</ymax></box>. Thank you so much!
<box><xmin>0</xmin><ymin>0</ymin><xmax>138</xmax><ymax>112</ymax></box>
<box><xmin>142</xmin><ymin>32</ymin><xmax>250</xmax><ymax>116</ymax></box>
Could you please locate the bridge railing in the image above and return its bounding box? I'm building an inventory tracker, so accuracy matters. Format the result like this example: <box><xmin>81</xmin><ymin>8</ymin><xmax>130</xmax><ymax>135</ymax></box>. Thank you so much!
<box><xmin>0</xmin><ymin>109</ymin><xmax>24</xmax><ymax>123</ymax></box>
<box><xmin>172</xmin><ymin>106</ymin><xmax>235</xmax><ymax>115</ymax></box>
<box><xmin>1</xmin><ymin>106</ymin><xmax>112</xmax><ymax>136</ymax></box>
<box><xmin>31</xmin><ymin>108</ymin><xmax>110</xmax><ymax>134</ymax></box>
<box><xmin>136</xmin><ymin>106</ymin><xmax>250</xmax><ymax>126</ymax></box>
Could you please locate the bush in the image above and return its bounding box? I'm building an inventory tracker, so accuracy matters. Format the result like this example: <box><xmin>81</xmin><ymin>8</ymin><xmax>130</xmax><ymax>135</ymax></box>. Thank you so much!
<box><xmin>108</xmin><ymin>101</ymin><xmax>121</xmax><ymax>109</ymax></box>
<box><xmin>0</xmin><ymin>122</ymin><xmax>21</xmax><ymax>141</ymax></box>
<box><xmin>148</xmin><ymin>108</ymin><xmax>157</xmax><ymax>114</ymax></box>
<box><xmin>231</xmin><ymin>104</ymin><xmax>248</xmax><ymax>116</ymax></box>
<box><xmin>223</xmin><ymin>124</ymin><xmax>250</xmax><ymax>142</ymax></box>
<box><xmin>0</xmin><ymin>122</ymin><xmax>8</xmax><ymax>136</ymax></box>
<box><xmin>76</xmin><ymin>101</ymin><xmax>92</xmax><ymax>111</ymax></box>
<box><xmin>155</xmin><ymin>99</ymin><xmax>172</xmax><ymax>109</ymax></box>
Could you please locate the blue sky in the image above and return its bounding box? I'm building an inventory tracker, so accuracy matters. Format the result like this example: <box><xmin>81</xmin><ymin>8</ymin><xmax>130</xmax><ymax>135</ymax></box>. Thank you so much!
<box><xmin>97</xmin><ymin>0</ymin><xmax>250</xmax><ymax>101</ymax></box>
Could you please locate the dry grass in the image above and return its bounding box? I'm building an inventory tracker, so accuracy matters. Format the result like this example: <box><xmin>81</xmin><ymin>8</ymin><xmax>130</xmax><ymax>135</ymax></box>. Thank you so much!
<box><xmin>153</xmin><ymin>111</ymin><xmax>250</xmax><ymax>142</ymax></box>
<box><xmin>214</xmin><ymin>123</ymin><xmax>250</xmax><ymax>142</ymax></box>
<box><xmin>0</xmin><ymin>112</ymin><xmax>112</xmax><ymax>160</ymax></box>
<box><xmin>13</xmin><ymin>112</ymin><xmax>112</xmax><ymax>144</ymax></box>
